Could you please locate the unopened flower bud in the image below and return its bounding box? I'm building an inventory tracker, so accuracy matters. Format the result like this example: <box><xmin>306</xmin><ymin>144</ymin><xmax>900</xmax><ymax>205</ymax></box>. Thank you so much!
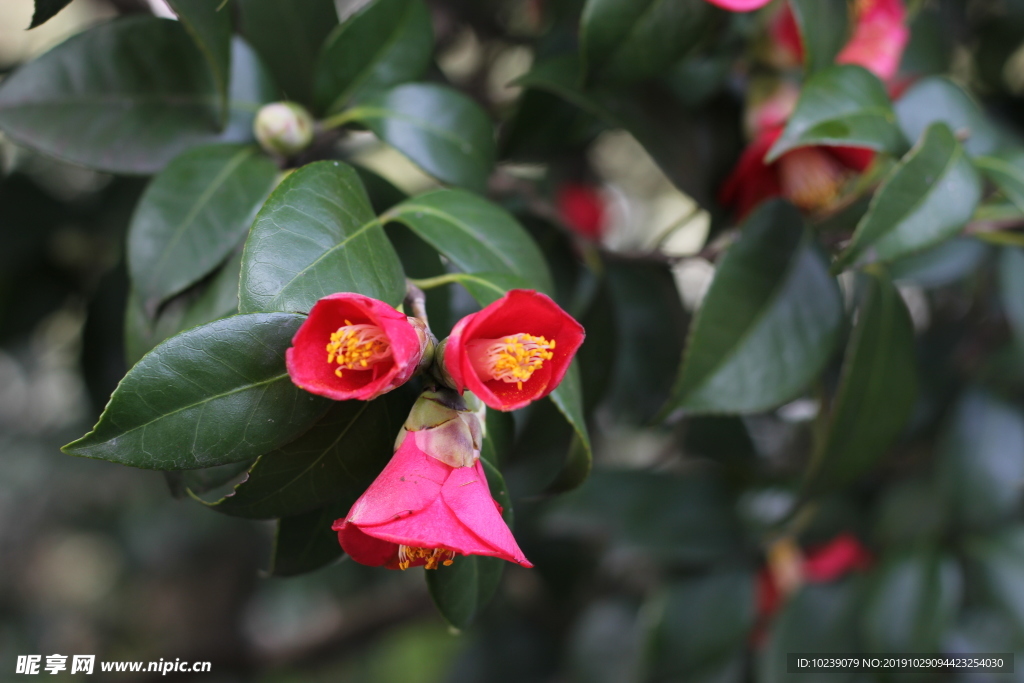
<box><xmin>254</xmin><ymin>102</ymin><xmax>315</xmax><ymax>156</ymax></box>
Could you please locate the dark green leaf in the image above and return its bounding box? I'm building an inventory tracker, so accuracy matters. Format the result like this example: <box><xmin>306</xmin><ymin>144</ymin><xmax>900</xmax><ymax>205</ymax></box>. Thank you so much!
<box><xmin>453</xmin><ymin>272</ymin><xmax>536</xmax><ymax>307</ymax></box>
<box><xmin>861</xmin><ymin>548</ymin><xmax>962</xmax><ymax>652</ymax></box>
<box><xmin>128</xmin><ymin>144</ymin><xmax>277</xmax><ymax>309</ymax></box>
<box><xmin>168</xmin><ymin>0</ymin><xmax>233</xmax><ymax>123</ymax></box>
<box><xmin>64</xmin><ymin>313</ymin><xmax>330</xmax><ymax>470</ymax></box>
<box><xmin>124</xmin><ymin>248</ymin><xmax>244</xmax><ymax>366</ymax></box>
<box><xmin>888</xmin><ymin>237</ymin><xmax>989</xmax><ymax>288</ymax></box>
<box><xmin>645</xmin><ymin>572</ymin><xmax>754</xmax><ymax>680</ymax></box>
<box><xmin>270</xmin><ymin>503</ymin><xmax>347</xmax><ymax>577</ymax></box>
<box><xmin>766</xmin><ymin>65</ymin><xmax>905</xmax><ymax>162</ymax></box>
<box><xmin>976</xmin><ymin>151</ymin><xmax>1024</xmax><ymax>214</ymax></box>
<box><xmin>966</xmin><ymin>527</ymin><xmax>1024</xmax><ymax>636</ymax></box>
<box><xmin>170</xmin><ymin>459</ymin><xmax>254</xmax><ymax>497</ymax></box>
<box><xmin>789</xmin><ymin>0</ymin><xmax>849</xmax><ymax>74</ymax></box>
<box><xmin>0</xmin><ymin>18</ymin><xmax>274</xmax><ymax>175</ymax></box>
<box><xmin>236</xmin><ymin>0</ymin><xmax>337</xmax><ymax>106</ymax></box>
<box><xmin>29</xmin><ymin>0</ymin><xmax>72</xmax><ymax>28</ymax></box>
<box><xmin>426</xmin><ymin>458</ymin><xmax>511</xmax><ymax>630</ymax></box>
<box><xmin>664</xmin><ymin>201</ymin><xmax>843</xmax><ymax>415</ymax></box>
<box><xmin>383</xmin><ymin>189</ymin><xmax>554</xmax><ymax>293</ymax></box>
<box><xmin>895</xmin><ymin>77</ymin><xmax>1000</xmax><ymax>157</ymax></box>
<box><xmin>838</xmin><ymin>124</ymin><xmax>981</xmax><ymax>269</ymax></box>
<box><xmin>240</xmin><ymin>160</ymin><xmax>406</xmax><ymax>314</ymax></box>
<box><xmin>804</xmin><ymin>271</ymin><xmax>917</xmax><ymax>493</ymax></box>
<box><xmin>347</xmin><ymin>84</ymin><xmax>496</xmax><ymax>193</ymax></box>
<box><xmin>1000</xmin><ymin>247</ymin><xmax>1024</xmax><ymax>345</ymax></box>
<box><xmin>546</xmin><ymin>364</ymin><xmax>592</xmax><ymax>493</ymax></box>
<box><xmin>579</xmin><ymin>0</ymin><xmax>709</xmax><ymax>83</ymax></box>
<box><xmin>205</xmin><ymin>394</ymin><xmax>408</xmax><ymax>519</ymax></box>
<box><xmin>314</xmin><ymin>0</ymin><xmax>433</xmax><ymax>114</ymax></box>
<box><xmin>936</xmin><ymin>390</ymin><xmax>1024</xmax><ymax>529</ymax></box>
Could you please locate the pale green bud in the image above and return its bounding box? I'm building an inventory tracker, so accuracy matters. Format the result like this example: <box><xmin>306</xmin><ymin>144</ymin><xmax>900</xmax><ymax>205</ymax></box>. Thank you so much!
<box><xmin>253</xmin><ymin>102</ymin><xmax>314</xmax><ymax>156</ymax></box>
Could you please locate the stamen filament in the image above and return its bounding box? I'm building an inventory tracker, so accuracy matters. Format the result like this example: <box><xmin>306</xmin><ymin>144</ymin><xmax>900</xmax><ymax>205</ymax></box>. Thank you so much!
<box><xmin>467</xmin><ymin>333</ymin><xmax>555</xmax><ymax>390</ymax></box>
<box><xmin>326</xmin><ymin>320</ymin><xmax>391</xmax><ymax>378</ymax></box>
<box><xmin>397</xmin><ymin>545</ymin><xmax>456</xmax><ymax>570</ymax></box>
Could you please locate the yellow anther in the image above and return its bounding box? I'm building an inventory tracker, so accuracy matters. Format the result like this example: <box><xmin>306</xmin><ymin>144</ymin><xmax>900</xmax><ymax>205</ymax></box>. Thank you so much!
<box><xmin>467</xmin><ymin>333</ymin><xmax>556</xmax><ymax>389</ymax></box>
<box><xmin>325</xmin><ymin>320</ymin><xmax>391</xmax><ymax>377</ymax></box>
<box><xmin>397</xmin><ymin>545</ymin><xmax>456</xmax><ymax>570</ymax></box>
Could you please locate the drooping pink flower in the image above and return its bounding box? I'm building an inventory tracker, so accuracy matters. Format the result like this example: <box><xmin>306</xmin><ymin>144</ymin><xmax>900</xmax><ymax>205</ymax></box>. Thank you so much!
<box><xmin>286</xmin><ymin>292</ymin><xmax>428</xmax><ymax>401</ymax></box>
<box><xmin>837</xmin><ymin>0</ymin><xmax>910</xmax><ymax>83</ymax></box>
<box><xmin>443</xmin><ymin>289</ymin><xmax>585</xmax><ymax>411</ymax></box>
<box><xmin>557</xmin><ymin>183</ymin><xmax>607</xmax><ymax>242</ymax></box>
<box><xmin>706</xmin><ymin>0</ymin><xmax>772</xmax><ymax>10</ymax></box>
<box><xmin>333</xmin><ymin>424</ymin><xmax>532</xmax><ymax>570</ymax></box>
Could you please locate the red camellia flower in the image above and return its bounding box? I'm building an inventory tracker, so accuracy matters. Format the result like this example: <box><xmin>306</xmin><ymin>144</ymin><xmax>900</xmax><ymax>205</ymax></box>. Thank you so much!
<box><xmin>333</xmin><ymin>421</ymin><xmax>532</xmax><ymax>570</ymax></box>
<box><xmin>443</xmin><ymin>289</ymin><xmax>585</xmax><ymax>411</ymax></box>
<box><xmin>556</xmin><ymin>183</ymin><xmax>607</xmax><ymax>242</ymax></box>
<box><xmin>285</xmin><ymin>292</ymin><xmax>429</xmax><ymax>401</ymax></box>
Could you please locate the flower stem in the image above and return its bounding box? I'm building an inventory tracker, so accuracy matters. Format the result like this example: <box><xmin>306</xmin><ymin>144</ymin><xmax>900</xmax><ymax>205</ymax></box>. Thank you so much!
<box><xmin>408</xmin><ymin>274</ymin><xmax>466</xmax><ymax>290</ymax></box>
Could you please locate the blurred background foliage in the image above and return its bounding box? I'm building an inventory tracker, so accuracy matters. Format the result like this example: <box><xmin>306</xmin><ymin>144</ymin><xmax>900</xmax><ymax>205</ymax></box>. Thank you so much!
<box><xmin>4</xmin><ymin>0</ymin><xmax>1024</xmax><ymax>681</ymax></box>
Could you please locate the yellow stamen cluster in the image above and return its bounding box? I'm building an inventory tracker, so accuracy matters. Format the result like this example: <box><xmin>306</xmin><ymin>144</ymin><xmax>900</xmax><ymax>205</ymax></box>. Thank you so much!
<box><xmin>325</xmin><ymin>320</ymin><xmax>391</xmax><ymax>378</ymax></box>
<box><xmin>397</xmin><ymin>545</ymin><xmax>455</xmax><ymax>570</ymax></box>
<box><xmin>470</xmin><ymin>333</ymin><xmax>556</xmax><ymax>390</ymax></box>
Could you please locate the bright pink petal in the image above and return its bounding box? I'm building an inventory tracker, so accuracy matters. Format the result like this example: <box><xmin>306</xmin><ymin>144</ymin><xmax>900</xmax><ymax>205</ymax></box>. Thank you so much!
<box><xmin>836</xmin><ymin>0</ymin><xmax>909</xmax><ymax>81</ymax></box>
<box><xmin>345</xmin><ymin>437</ymin><xmax>451</xmax><ymax>526</ymax></box>
<box><xmin>705</xmin><ymin>0</ymin><xmax>772</xmax><ymax>10</ymax></box>
<box><xmin>769</xmin><ymin>2</ymin><xmax>803</xmax><ymax>66</ymax></box>
<box><xmin>719</xmin><ymin>127</ymin><xmax>784</xmax><ymax>217</ymax></box>
<box><xmin>334</xmin><ymin>520</ymin><xmax>399</xmax><ymax>567</ymax></box>
<box><xmin>440</xmin><ymin>461</ymin><xmax>531</xmax><ymax>566</ymax></box>
<box><xmin>828</xmin><ymin>145</ymin><xmax>875</xmax><ymax>172</ymax></box>
<box><xmin>557</xmin><ymin>183</ymin><xmax>607</xmax><ymax>241</ymax></box>
<box><xmin>803</xmin><ymin>534</ymin><xmax>873</xmax><ymax>582</ymax></box>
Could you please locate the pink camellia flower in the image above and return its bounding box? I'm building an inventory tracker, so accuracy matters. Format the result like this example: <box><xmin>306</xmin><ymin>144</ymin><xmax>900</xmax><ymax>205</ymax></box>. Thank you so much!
<box><xmin>443</xmin><ymin>289</ymin><xmax>585</xmax><ymax>411</ymax></box>
<box><xmin>285</xmin><ymin>292</ymin><xmax>429</xmax><ymax>401</ymax></box>
<box><xmin>334</xmin><ymin>390</ymin><xmax>531</xmax><ymax>570</ymax></box>
<box><xmin>556</xmin><ymin>183</ymin><xmax>607</xmax><ymax>242</ymax></box>
<box><xmin>719</xmin><ymin>125</ymin><xmax>875</xmax><ymax>217</ymax></box>
<box><xmin>706</xmin><ymin>0</ymin><xmax>772</xmax><ymax>10</ymax></box>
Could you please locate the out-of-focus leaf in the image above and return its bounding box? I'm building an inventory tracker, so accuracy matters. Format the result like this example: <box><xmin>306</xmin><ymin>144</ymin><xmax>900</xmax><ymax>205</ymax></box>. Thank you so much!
<box><xmin>64</xmin><ymin>314</ymin><xmax>330</xmax><ymax>470</ymax></box>
<box><xmin>167</xmin><ymin>0</ymin><xmax>233</xmax><ymax>123</ymax></box>
<box><xmin>966</xmin><ymin>527</ymin><xmax>1024</xmax><ymax>636</ymax></box>
<box><xmin>128</xmin><ymin>144</ymin><xmax>277</xmax><ymax>309</ymax></box>
<box><xmin>346</xmin><ymin>84</ymin><xmax>496</xmax><ymax>193</ymax></box>
<box><xmin>873</xmin><ymin>479</ymin><xmax>946</xmax><ymax>546</ymax></box>
<box><xmin>579</xmin><ymin>0</ymin><xmax>709</xmax><ymax>83</ymax></box>
<box><xmin>426</xmin><ymin>459</ymin><xmax>511</xmax><ymax>630</ymax></box>
<box><xmin>889</xmin><ymin>237</ymin><xmax>989</xmax><ymax>288</ymax></box>
<box><xmin>976</xmin><ymin>150</ymin><xmax>1024</xmax><ymax>214</ymax></box>
<box><xmin>645</xmin><ymin>572</ymin><xmax>754</xmax><ymax>680</ymax></box>
<box><xmin>837</xmin><ymin>123</ymin><xmax>981</xmax><ymax>268</ymax></box>
<box><xmin>205</xmin><ymin>394</ymin><xmax>409</xmax><ymax>519</ymax></box>
<box><xmin>766</xmin><ymin>65</ymin><xmax>905</xmax><ymax>162</ymax></box>
<box><xmin>664</xmin><ymin>201</ymin><xmax>842</xmax><ymax>415</ymax></box>
<box><xmin>546</xmin><ymin>469</ymin><xmax>740</xmax><ymax>563</ymax></box>
<box><xmin>1000</xmin><ymin>247</ymin><xmax>1024</xmax><ymax>345</ymax></box>
<box><xmin>895</xmin><ymin>77</ymin><xmax>1000</xmax><ymax>157</ymax></box>
<box><xmin>861</xmin><ymin>548</ymin><xmax>962</xmax><ymax>652</ymax></box>
<box><xmin>805</xmin><ymin>271</ymin><xmax>917</xmax><ymax>493</ymax></box>
<box><xmin>0</xmin><ymin>19</ymin><xmax>273</xmax><ymax>175</ymax></box>
<box><xmin>236</xmin><ymin>0</ymin><xmax>337</xmax><ymax>106</ymax></box>
<box><xmin>383</xmin><ymin>189</ymin><xmax>554</xmax><ymax>293</ymax></box>
<box><xmin>240</xmin><ymin>161</ymin><xmax>405</xmax><ymax>314</ymax></box>
<box><xmin>936</xmin><ymin>391</ymin><xmax>1024</xmax><ymax>529</ymax></box>
<box><xmin>29</xmin><ymin>0</ymin><xmax>72</xmax><ymax>28</ymax></box>
<box><xmin>314</xmin><ymin>0</ymin><xmax>433</xmax><ymax>114</ymax></box>
<box><xmin>789</xmin><ymin>0</ymin><xmax>849</xmax><ymax>74</ymax></box>
<box><xmin>759</xmin><ymin>582</ymin><xmax>862</xmax><ymax>683</ymax></box>
<box><xmin>270</xmin><ymin>502</ymin><xmax>347</xmax><ymax>577</ymax></box>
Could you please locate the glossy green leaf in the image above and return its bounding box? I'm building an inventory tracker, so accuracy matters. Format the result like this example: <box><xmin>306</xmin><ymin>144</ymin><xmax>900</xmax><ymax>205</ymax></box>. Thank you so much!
<box><xmin>64</xmin><ymin>313</ymin><xmax>330</xmax><ymax>470</ymax></box>
<box><xmin>314</xmin><ymin>0</ymin><xmax>433</xmax><ymax>114</ymax></box>
<box><xmin>205</xmin><ymin>394</ymin><xmax>409</xmax><ymax>519</ymax></box>
<box><xmin>236</xmin><ymin>0</ymin><xmax>337</xmax><ymax>106</ymax></box>
<box><xmin>124</xmin><ymin>248</ymin><xmax>244</xmax><ymax>366</ymax></box>
<box><xmin>168</xmin><ymin>0</ymin><xmax>233</xmax><ymax>123</ymax></box>
<box><xmin>426</xmin><ymin>459</ymin><xmax>511</xmax><ymax>630</ymax></box>
<box><xmin>936</xmin><ymin>390</ymin><xmax>1024</xmax><ymax>529</ymax></box>
<box><xmin>240</xmin><ymin>161</ymin><xmax>406</xmax><ymax>314</ymax></box>
<box><xmin>861</xmin><ymin>548</ymin><xmax>962</xmax><ymax>652</ymax></box>
<box><xmin>837</xmin><ymin>123</ymin><xmax>981</xmax><ymax>268</ymax></box>
<box><xmin>128</xmin><ymin>144</ymin><xmax>277</xmax><ymax>309</ymax></box>
<box><xmin>383</xmin><ymin>189</ymin><xmax>554</xmax><ymax>293</ymax></box>
<box><xmin>664</xmin><ymin>201</ymin><xmax>843</xmax><ymax>415</ymax></box>
<box><xmin>579</xmin><ymin>0</ymin><xmax>709</xmax><ymax>83</ymax></box>
<box><xmin>895</xmin><ymin>77</ymin><xmax>1000</xmax><ymax>157</ymax></box>
<box><xmin>173</xmin><ymin>460</ymin><xmax>254</xmax><ymax>497</ymax></box>
<box><xmin>789</xmin><ymin>0</ymin><xmax>849</xmax><ymax>74</ymax></box>
<box><xmin>29</xmin><ymin>0</ymin><xmax>72</xmax><ymax>28</ymax></box>
<box><xmin>449</xmin><ymin>272</ymin><xmax>535</xmax><ymax>307</ymax></box>
<box><xmin>805</xmin><ymin>271</ymin><xmax>917</xmax><ymax>493</ymax></box>
<box><xmin>766</xmin><ymin>65</ymin><xmax>905</xmax><ymax>162</ymax></box>
<box><xmin>546</xmin><ymin>364</ymin><xmax>592</xmax><ymax>493</ymax></box>
<box><xmin>976</xmin><ymin>151</ymin><xmax>1024</xmax><ymax>213</ymax></box>
<box><xmin>999</xmin><ymin>247</ymin><xmax>1024</xmax><ymax>345</ymax></box>
<box><xmin>346</xmin><ymin>84</ymin><xmax>496</xmax><ymax>194</ymax></box>
<box><xmin>0</xmin><ymin>18</ymin><xmax>274</xmax><ymax>175</ymax></box>
<box><xmin>270</xmin><ymin>502</ymin><xmax>347</xmax><ymax>577</ymax></box>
